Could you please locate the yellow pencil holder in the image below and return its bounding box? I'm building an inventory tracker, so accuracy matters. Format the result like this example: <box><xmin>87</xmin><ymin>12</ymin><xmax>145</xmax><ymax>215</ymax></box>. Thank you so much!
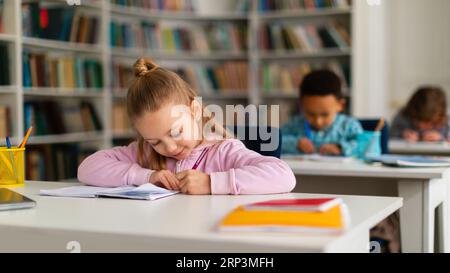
<box><xmin>0</xmin><ymin>147</ymin><xmax>25</xmax><ymax>187</ymax></box>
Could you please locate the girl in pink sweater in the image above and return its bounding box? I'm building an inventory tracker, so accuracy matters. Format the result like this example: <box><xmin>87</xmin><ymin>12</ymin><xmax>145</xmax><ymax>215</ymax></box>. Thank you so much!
<box><xmin>78</xmin><ymin>59</ymin><xmax>296</xmax><ymax>195</ymax></box>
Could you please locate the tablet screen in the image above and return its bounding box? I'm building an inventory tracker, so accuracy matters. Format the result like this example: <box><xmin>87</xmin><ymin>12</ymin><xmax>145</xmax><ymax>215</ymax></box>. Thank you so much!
<box><xmin>0</xmin><ymin>188</ymin><xmax>36</xmax><ymax>211</ymax></box>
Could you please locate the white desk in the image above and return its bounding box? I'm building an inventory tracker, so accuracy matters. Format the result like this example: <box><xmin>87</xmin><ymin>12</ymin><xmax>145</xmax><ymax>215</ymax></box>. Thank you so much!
<box><xmin>389</xmin><ymin>140</ymin><xmax>450</xmax><ymax>155</ymax></box>
<box><xmin>284</xmin><ymin>157</ymin><xmax>450</xmax><ymax>253</ymax></box>
<box><xmin>0</xmin><ymin>181</ymin><xmax>401</xmax><ymax>253</ymax></box>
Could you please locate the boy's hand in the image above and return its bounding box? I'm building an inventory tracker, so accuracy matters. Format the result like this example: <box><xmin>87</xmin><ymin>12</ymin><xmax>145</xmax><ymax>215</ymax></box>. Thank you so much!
<box><xmin>319</xmin><ymin>144</ymin><xmax>342</xmax><ymax>155</ymax></box>
<box><xmin>422</xmin><ymin>130</ymin><xmax>443</xmax><ymax>142</ymax></box>
<box><xmin>176</xmin><ymin>170</ymin><xmax>211</xmax><ymax>195</ymax></box>
<box><xmin>403</xmin><ymin>129</ymin><xmax>419</xmax><ymax>142</ymax></box>
<box><xmin>149</xmin><ymin>170</ymin><xmax>180</xmax><ymax>191</ymax></box>
<box><xmin>298</xmin><ymin>138</ymin><xmax>315</xmax><ymax>154</ymax></box>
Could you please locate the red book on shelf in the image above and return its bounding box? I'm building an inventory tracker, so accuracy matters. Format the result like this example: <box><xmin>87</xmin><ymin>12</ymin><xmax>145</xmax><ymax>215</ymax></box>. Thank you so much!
<box><xmin>244</xmin><ymin>198</ymin><xmax>343</xmax><ymax>212</ymax></box>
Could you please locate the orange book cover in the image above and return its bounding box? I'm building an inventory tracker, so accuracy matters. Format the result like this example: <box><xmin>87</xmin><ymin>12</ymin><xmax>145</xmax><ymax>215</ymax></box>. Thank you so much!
<box><xmin>219</xmin><ymin>204</ymin><xmax>350</xmax><ymax>233</ymax></box>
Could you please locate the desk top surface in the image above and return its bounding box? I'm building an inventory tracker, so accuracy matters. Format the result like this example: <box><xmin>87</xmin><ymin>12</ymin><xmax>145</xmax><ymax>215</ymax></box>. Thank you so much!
<box><xmin>0</xmin><ymin>182</ymin><xmax>402</xmax><ymax>252</ymax></box>
<box><xmin>283</xmin><ymin>157</ymin><xmax>450</xmax><ymax>179</ymax></box>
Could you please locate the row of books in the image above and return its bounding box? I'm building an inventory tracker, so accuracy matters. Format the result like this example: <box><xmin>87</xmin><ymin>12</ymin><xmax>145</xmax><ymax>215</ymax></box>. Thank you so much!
<box><xmin>110</xmin><ymin>21</ymin><xmax>247</xmax><ymax>53</ymax></box>
<box><xmin>112</xmin><ymin>61</ymin><xmax>249</xmax><ymax>95</ymax></box>
<box><xmin>26</xmin><ymin>144</ymin><xmax>95</xmax><ymax>181</ymax></box>
<box><xmin>259</xmin><ymin>22</ymin><xmax>350</xmax><ymax>51</ymax></box>
<box><xmin>22</xmin><ymin>3</ymin><xmax>100</xmax><ymax>44</ymax></box>
<box><xmin>257</xmin><ymin>0</ymin><xmax>351</xmax><ymax>12</ymax></box>
<box><xmin>24</xmin><ymin>100</ymin><xmax>103</xmax><ymax>136</ymax></box>
<box><xmin>23</xmin><ymin>51</ymin><xmax>103</xmax><ymax>89</ymax></box>
<box><xmin>261</xmin><ymin>61</ymin><xmax>350</xmax><ymax>94</ymax></box>
<box><xmin>0</xmin><ymin>105</ymin><xmax>11</xmax><ymax>138</ymax></box>
<box><xmin>0</xmin><ymin>43</ymin><xmax>10</xmax><ymax>85</ymax></box>
<box><xmin>219</xmin><ymin>198</ymin><xmax>349</xmax><ymax>233</ymax></box>
<box><xmin>176</xmin><ymin>62</ymin><xmax>249</xmax><ymax>94</ymax></box>
<box><xmin>111</xmin><ymin>0</ymin><xmax>195</xmax><ymax>12</ymax></box>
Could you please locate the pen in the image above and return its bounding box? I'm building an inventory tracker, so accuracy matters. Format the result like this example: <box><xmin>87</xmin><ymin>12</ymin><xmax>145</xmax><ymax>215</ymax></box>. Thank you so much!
<box><xmin>6</xmin><ymin>136</ymin><xmax>18</xmax><ymax>182</ymax></box>
<box><xmin>192</xmin><ymin>147</ymin><xmax>210</xmax><ymax>170</ymax></box>
<box><xmin>304</xmin><ymin>120</ymin><xmax>312</xmax><ymax>139</ymax></box>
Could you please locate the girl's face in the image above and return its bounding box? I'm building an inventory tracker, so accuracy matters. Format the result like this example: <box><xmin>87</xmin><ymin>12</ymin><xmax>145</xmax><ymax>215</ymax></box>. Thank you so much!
<box><xmin>416</xmin><ymin>114</ymin><xmax>443</xmax><ymax>130</ymax></box>
<box><xmin>134</xmin><ymin>101</ymin><xmax>203</xmax><ymax>161</ymax></box>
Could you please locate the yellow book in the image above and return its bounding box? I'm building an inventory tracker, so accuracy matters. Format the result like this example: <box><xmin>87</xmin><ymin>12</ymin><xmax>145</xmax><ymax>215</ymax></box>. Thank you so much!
<box><xmin>218</xmin><ymin>204</ymin><xmax>350</xmax><ymax>233</ymax></box>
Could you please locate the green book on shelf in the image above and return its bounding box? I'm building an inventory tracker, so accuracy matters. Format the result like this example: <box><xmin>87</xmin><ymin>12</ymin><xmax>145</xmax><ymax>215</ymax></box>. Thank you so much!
<box><xmin>162</xmin><ymin>28</ymin><xmax>176</xmax><ymax>52</ymax></box>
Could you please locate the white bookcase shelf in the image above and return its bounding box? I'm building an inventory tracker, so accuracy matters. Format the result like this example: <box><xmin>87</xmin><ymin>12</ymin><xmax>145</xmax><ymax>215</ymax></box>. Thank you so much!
<box><xmin>0</xmin><ymin>0</ymin><xmax>355</xmax><ymax>181</ymax></box>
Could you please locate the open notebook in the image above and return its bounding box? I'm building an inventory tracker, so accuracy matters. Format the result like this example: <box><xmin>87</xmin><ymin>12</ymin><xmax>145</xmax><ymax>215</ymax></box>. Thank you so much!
<box><xmin>366</xmin><ymin>155</ymin><xmax>450</xmax><ymax>167</ymax></box>
<box><xmin>40</xmin><ymin>183</ymin><xmax>178</xmax><ymax>201</ymax></box>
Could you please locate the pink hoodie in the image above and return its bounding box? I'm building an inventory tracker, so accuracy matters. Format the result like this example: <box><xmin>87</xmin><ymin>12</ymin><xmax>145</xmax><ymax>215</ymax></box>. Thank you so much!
<box><xmin>77</xmin><ymin>139</ymin><xmax>296</xmax><ymax>195</ymax></box>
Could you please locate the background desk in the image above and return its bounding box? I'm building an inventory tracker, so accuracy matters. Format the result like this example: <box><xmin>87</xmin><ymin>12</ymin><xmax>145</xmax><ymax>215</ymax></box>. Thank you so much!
<box><xmin>285</xmin><ymin>158</ymin><xmax>450</xmax><ymax>253</ymax></box>
<box><xmin>0</xmin><ymin>181</ymin><xmax>401</xmax><ymax>253</ymax></box>
<box><xmin>389</xmin><ymin>140</ymin><xmax>450</xmax><ymax>155</ymax></box>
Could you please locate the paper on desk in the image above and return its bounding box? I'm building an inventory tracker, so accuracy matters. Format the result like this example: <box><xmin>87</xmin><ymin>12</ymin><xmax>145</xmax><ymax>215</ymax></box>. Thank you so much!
<box><xmin>40</xmin><ymin>183</ymin><xmax>178</xmax><ymax>200</ymax></box>
<box><xmin>283</xmin><ymin>154</ymin><xmax>354</xmax><ymax>163</ymax></box>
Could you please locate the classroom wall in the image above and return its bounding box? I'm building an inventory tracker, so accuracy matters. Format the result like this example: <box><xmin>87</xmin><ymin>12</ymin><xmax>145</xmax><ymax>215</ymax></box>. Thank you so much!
<box><xmin>353</xmin><ymin>0</ymin><xmax>450</xmax><ymax>120</ymax></box>
<box><xmin>387</xmin><ymin>0</ymin><xmax>450</xmax><ymax>119</ymax></box>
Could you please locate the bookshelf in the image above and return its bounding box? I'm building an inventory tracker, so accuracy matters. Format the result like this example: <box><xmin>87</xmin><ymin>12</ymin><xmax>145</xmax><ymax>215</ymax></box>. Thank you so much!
<box><xmin>0</xmin><ymin>0</ymin><xmax>354</xmax><ymax>181</ymax></box>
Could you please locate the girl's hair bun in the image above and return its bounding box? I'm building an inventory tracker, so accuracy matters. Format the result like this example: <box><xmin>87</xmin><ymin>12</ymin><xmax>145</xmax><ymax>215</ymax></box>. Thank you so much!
<box><xmin>134</xmin><ymin>58</ymin><xmax>159</xmax><ymax>77</ymax></box>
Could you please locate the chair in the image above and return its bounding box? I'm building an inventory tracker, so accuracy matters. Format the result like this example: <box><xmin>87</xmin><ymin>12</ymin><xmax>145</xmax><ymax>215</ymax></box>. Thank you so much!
<box><xmin>359</xmin><ymin>119</ymin><xmax>390</xmax><ymax>154</ymax></box>
<box><xmin>228</xmin><ymin>126</ymin><xmax>282</xmax><ymax>158</ymax></box>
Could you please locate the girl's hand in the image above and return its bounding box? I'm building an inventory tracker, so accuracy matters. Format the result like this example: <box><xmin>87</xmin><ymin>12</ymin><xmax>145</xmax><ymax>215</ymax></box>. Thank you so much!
<box><xmin>176</xmin><ymin>170</ymin><xmax>211</xmax><ymax>195</ymax></box>
<box><xmin>403</xmin><ymin>129</ymin><xmax>419</xmax><ymax>142</ymax></box>
<box><xmin>298</xmin><ymin>138</ymin><xmax>315</xmax><ymax>154</ymax></box>
<box><xmin>319</xmin><ymin>144</ymin><xmax>342</xmax><ymax>155</ymax></box>
<box><xmin>422</xmin><ymin>130</ymin><xmax>443</xmax><ymax>142</ymax></box>
<box><xmin>149</xmin><ymin>170</ymin><xmax>180</xmax><ymax>191</ymax></box>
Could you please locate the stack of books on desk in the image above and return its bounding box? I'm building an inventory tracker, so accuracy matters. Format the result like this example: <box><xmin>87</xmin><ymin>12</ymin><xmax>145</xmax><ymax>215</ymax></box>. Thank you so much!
<box><xmin>218</xmin><ymin>198</ymin><xmax>350</xmax><ymax>233</ymax></box>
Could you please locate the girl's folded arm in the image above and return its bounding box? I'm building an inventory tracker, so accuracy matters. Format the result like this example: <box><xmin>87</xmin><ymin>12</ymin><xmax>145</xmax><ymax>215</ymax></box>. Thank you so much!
<box><xmin>77</xmin><ymin>142</ymin><xmax>154</xmax><ymax>188</ymax></box>
<box><xmin>210</xmin><ymin>140</ymin><xmax>296</xmax><ymax>195</ymax></box>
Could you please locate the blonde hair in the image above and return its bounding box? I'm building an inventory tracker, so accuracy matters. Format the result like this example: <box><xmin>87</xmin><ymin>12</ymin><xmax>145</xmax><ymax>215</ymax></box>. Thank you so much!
<box><xmin>127</xmin><ymin>58</ymin><xmax>231</xmax><ymax>171</ymax></box>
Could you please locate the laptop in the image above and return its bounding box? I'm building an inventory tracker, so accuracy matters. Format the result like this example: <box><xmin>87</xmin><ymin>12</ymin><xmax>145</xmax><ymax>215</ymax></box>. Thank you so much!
<box><xmin>0</xmin><ymin>188</ymin><xmax>36</xmax><ymax>211</ymax></box>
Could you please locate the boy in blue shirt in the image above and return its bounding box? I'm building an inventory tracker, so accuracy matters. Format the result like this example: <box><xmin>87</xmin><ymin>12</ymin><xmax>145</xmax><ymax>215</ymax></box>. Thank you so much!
<box><xmin>282</xmin><ymin>69</ymin><xmax>363</xmax><ymax>156</ymax></box>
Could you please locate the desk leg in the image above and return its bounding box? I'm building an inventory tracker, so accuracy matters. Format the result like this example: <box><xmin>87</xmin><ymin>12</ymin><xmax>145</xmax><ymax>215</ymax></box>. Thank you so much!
<box><xmin>424</xmin><ymin>179</ymin><xmax>447</xmax><ymax>253</ymax></box>
<box><xmin>398</xmin><ymin>179</ymin><xmax>447</xmax><ymax>253</ymax></box>
<box><xmin>397</xmin><ymin>180</ymin><xmax>426</xmax><ymax>253</ymax></box>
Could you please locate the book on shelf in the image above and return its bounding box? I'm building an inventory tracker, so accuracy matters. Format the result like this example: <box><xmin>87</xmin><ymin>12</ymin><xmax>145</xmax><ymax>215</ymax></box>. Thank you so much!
<box><xmin>262</xmin><ymin>60</ymin><xmax>350</xmax><ymax>95</ymax></box>
<box><xmin>112</xmin><ymin>101</ymin><xmax>131</xmax><ymax>133</ymax></box>
<box><xmin>111</xmin><ymin>0</ymin><xmax>195</xmax><ymax>12</ymax></box>
<box><xmin>0</xmin><ymin>0</ymin><xmax>4</xmax><ymax>33</ymax></box>
<box><xmin>23</xmin><ymin>51</ymin><xmax>103</xmax><ymax>90</ymax></box>
<box><xmin>24</xmin><ymin>100</ymin><xmax>103</xmax><ymax>136</ymax></box>
<box><xmin>110</xmin><ymin>20</ymin><xmax>247</xmax><ymax>53</ymax></box>
<box><xmin>218</xmin><ymin>198</ymin><xmax>350</xmax><ymax>233</ymax></box>
<box><xmin>22</xmin><ymin>2</ymin><xmax>100</xmax><ymax>44</ymax></box>
<box><xmin>259</xmin><ymin>21</ymin><xmax>350</xmax><ymax>52</ymax></box>
<box><xmin>257</xmin><ymin>0</ymin><xmax>351</xmax><ymax>12</ymax></box>
<box><xmin>111</xmin><ymin>62</ymin><xmax>134</xmax><ymax>91</ymax></box>
<box><xmin>0</xmin><ymin>104</ymin><xmax>11</xmax><ymax>138</ymax></box>
<box><xmin>0</xmin><ymin>42</ymin><xmax>10</xmax><ymax>85</ymax></box>
<box><xmin>26</xmin><ymin>144</ymin><xmax>96</xmax><ymax>181</ymax></box>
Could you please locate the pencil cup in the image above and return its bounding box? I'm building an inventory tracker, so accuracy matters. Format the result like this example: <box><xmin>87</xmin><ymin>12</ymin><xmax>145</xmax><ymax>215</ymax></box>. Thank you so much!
<box><xmin>0</xmin><ymin>147</ymin><xmax>25</xmax><ymax>187</ymax></box>
<box><xmin>356</xmin><ymin>131</ymin><xmax>381</xmax><ymax>159</ymax></box>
